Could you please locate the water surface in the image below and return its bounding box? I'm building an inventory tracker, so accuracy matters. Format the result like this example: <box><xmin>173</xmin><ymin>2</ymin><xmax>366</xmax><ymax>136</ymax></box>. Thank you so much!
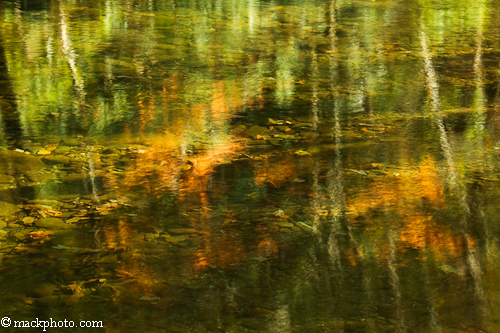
<box><xmin>1</xmin><ymin>0</ymin><xmax>500</xmax><ymax>332</ymax></box>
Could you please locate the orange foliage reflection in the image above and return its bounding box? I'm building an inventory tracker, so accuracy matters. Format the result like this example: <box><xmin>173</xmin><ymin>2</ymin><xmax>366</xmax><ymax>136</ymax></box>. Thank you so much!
<box><xmin>195</xmin><ymin>230</ymin><xmax>248</xmax><ymax>270</ymax></box>
<box><xmin>94</xmin><ymin>76</ymin><xmax>264</xmax><ymax>284</ymax></box>
<box><xmin>399</xmin><ymin>215</ymin><xmax>467</xmax><ymax>257</ymax></box>
<box><xmin>347</xmin><ymin>155</ymin><xmax>466</xmax><ymax>257</ymax></box>
<box><xmin>255</xmin><ymin>155</ymin><xmax>299</xmax><ymax>187</ymax></box>
<box><xmin>348</xmin><ymin>156</ymin><xmax>444</xmax><ymax>219</ymax></box>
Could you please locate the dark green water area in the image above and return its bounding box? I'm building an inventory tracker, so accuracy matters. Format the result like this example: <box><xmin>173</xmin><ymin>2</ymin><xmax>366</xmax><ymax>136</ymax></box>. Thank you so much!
<box><xmin>1</xmin><ymin>0</ymin><xmax>500</xmax><ymax>332</ymax></box>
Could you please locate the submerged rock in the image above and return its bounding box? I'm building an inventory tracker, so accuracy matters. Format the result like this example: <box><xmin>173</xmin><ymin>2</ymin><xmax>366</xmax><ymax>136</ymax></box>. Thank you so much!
<box><xmin>296</xmin><ymin>221</ymin><xmax>314</xmax><ymax>231</ymax></box>
<box><xmin>61</xmin><ymin>173</ymin><xmax>86</xmax><ymax>182</ymax></box>
<box><xmin>0</xmin><ymin>202</ymin><xmax>21</xmax><ymax>217</ymax></box>
<box><xmin>292</xmin><ymin>122</ymin><xmax>313</xmax><ymax>129</ymax></box>
<box><xmin>167</xmin><ymin>228</ymin><xmax>197</xmax><ymax>234</ymax></box>
<box><xmin>42</xmin><ymin>155</ymin><xmax>71</xmax><ymax>165</ymax></box>
<box><xmin>247</xmin><ymin>139</ymin><xmax>269</xmax><ymax>146</ymax></box>
<box><xmin>35</xmin><ymin>218</ymin><xmax>76</xmax><ymax>229</ymax></box>
<box><xmin>26</xmin><ymin>171</ymin><xmax>57</xmax><ymax>182</ymax></box>
<box><xmin>300</xmin><ymin>132</ymin><xmax>319</xmax><ymax>139</ymax></box>
<box><xmin>37</xmin><ymin>149</ymin><xmax>51</xmax><ymax>155</ymax></box>
<box><xmin>53</xmin><ymin>146</ymin><xmax>72</xmax><ymax>154</ymax></box>
<box><xmin>36</xmin><ymin>295</ymin><xmax>71</xmax><ymax>307</ymax></box>
<box><xmin>247</xmin><ymin>125</ymin><xmax>271</xmax><ymax>138</ymax></box>
<box><xmin>13</xmin><ymin>228</ymin><xmax>31</xmax><ymax>240</ymax></box>
<box><xmin>22</xmin><ymin>216</ymin><xmax>35</xmax><ymax>225</ymax></box>
<box><xmin>0</xmin><ymin>150</ymin><xmax>46</xmax><ymax>175</ymax></box>
<box><xmin>27</xmin><ymin>200</ymin><xmax>63</xmax><ymax>207</ymax></box>
<box><xmin>269</xmin><ymin>225</ymin><xmax>279</xmax><ymax>232</ymax></box>
<box><xmin>61</xmin><ymin>171</ymin><xmax>102</xmax><ymax>182</ymax></box>
<box><xmin>102</xmin><ymin>147</ymin><xmax>120</xmax><ymax>155</ymax></box>
<box><xmin>0</xmin><ymin>174</ymin><xmax>15</xmax><ymax>183</ymax></box>
<box><xmin>274</xmin><ymin>221</ymin><xmax>294</xmax><ymax>228</ymax></box>
<box><xmin>96</xmin><ymin>254</ymin><xmax>118</xmax><ymax>264</ymax></box>
<box><xmin>32</xmin><ymin>282</ymin><xmax>57</xmax><ymax>297</ymax></box>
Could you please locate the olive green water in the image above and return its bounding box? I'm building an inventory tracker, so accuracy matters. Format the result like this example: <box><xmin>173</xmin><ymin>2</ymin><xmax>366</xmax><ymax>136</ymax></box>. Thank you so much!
<box><xmin>1</xmin><ymin>0</ymin><xmax>500</xmax><ymax>332</ymax></box>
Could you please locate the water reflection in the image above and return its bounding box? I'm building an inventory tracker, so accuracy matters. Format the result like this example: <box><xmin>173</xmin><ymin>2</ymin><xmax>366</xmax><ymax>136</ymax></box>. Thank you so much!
<box><xmin>0</xmin><ymin>0</ymin><xmax>500</xmax><ymax>331</ymax></box>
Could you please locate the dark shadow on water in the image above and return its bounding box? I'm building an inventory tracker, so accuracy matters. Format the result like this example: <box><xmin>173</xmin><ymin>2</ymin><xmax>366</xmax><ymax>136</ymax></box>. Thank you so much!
<box><xmin>0</xmin><ymin>38</ymin><xmax>21</xmax><ymax>140</ymax></box>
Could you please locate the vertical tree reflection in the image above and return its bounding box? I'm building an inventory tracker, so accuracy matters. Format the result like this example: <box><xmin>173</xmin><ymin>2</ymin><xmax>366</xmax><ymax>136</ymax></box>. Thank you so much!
<box><xmin>420</xmin><ymin>17</ymin><xmax>490</xmax><ymax>329</ymax></box>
